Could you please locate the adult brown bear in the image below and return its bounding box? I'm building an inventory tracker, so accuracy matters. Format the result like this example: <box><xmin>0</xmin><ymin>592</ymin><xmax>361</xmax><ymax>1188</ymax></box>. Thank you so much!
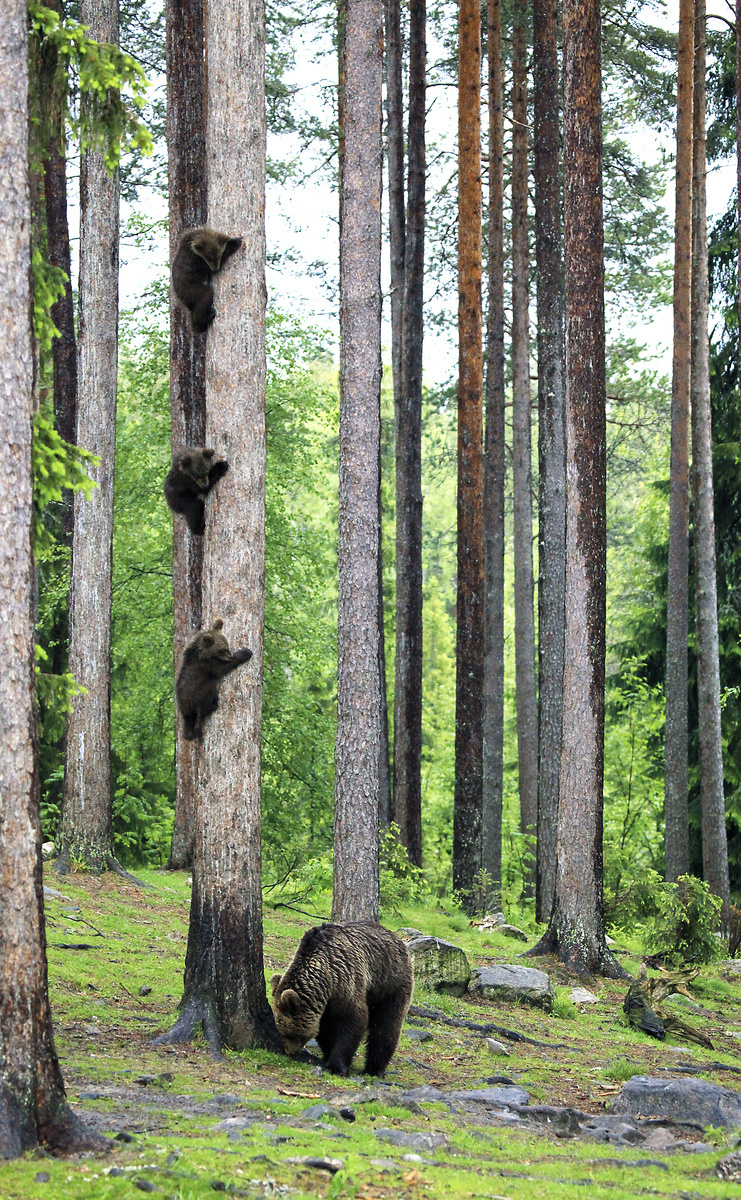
<box><xmin>271</xmin><ymin>923</ymin><xmax>413</xmax><ymax>1076</ymax></box>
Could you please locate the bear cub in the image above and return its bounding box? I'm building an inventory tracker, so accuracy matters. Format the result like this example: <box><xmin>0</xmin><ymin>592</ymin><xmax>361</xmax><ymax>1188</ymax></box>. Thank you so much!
<box><xmin>172</xmin><ymin>227</ymin><xmax>243</xmax><ymax>333</ymax></box>
<box><xmin>164</xmin><ymin>447</ymin><xmax>229</xmax><ymax>536</ymax></box>
<box><xmin>271</xmin><ymin>922</ymin><xmax>413</xmax><ymax>1077</ymax></box>
<box><xmin>176</xmin><ymin>619</ymin><xmax>253</xmax><ymax>741</ymax></box>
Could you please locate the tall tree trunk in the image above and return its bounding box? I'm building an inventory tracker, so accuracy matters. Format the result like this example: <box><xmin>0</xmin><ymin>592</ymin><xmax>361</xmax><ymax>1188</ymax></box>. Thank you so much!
<box><xmin>333</xmin><ymin>0</ymin><xmax>383</xmax><ymax>923</ymax></box>
<box><xmin>0</xmin><ymin>3</ymin><xmax>103</xmax><ymax>1154</ymax></box>
<box><xmin>394</xmin><ymin>0</ymin><xmax>425</xmax><ymax>867</ymax></box>
<box><xmin>453</xmin><ymin>0</ymin><xmax>484</xmax><ymax>905</ymax></box>
<box><xmin>378</xmin><ymin>478</ymin><xmax>392</xmax><ymax>830</ymax></box>
<box><xmin>166</xmin><ymin>0</ymin><xmax>206</xmax><ymax>873</ymax></box>
<box><xmin>528</xmin><ymin>0</ymin><xmax>622</xmax><ymax>976</ymax></box>
<box><xmin>691</xmin><ymin>0</ymin><xmax>730</xmax><ymax>919</ymax></box>
<box><xmin>737</xmin><ymin>0</ymin><xmax>741</xmax><ymax>450</ymax></box>
<box><xmin>482</xmin><ymin>0</ymin><xmax>505</xmax><ymax>902</ymax></box>
<box><xmin>385</xmin><ymin>0</ymin><xmax>405</xmax><ymax>409</ymax></box>
<box><xmin>533</xmin><ymin>0</ymin><xmax>565</xmax><ymax>924</ymax></box>
<box><xmin>511</xmin><ymin>4</ymin><xmax>538</xmax><ymax>892</ymax></box>
<box><xmin>157</xmin><ymin>0</ymin><xmax>282</xmax><ymax>1053</ymax></box>
<box><xmin>56</xmin><ymin>0</ymin><xmax>122</xmax><ymax>876</ymax></box>
<box><xmin>664</xmin><ymin>0</ymin><xmax>694</xmax><ymax>883</ymax></box>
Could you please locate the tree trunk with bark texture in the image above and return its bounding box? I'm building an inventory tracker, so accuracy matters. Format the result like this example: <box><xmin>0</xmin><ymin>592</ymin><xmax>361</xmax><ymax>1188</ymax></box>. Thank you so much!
<box><xmin>156</xmin><ymin>0</ymin><xmax>282</xmax><ymax>1053</ymax></box>
<box><xmin>453</xmin><ymin>0</ymin><xmax>484</xmax><ymax>905</ymax></box>
<box><xmin>528</xmin><ymin>0</ymin><xmax>622</xmax><ymax>976</ymax></box>
<box><xmin>333</xmin><ymin>0</ymin><xmax>383</xmax><ymax>923</ymax></box>
<box><xmin>56</xmin><ymin>0</ymin><xmax>122</xmax><ymax>876</ymax></box>
<box><xmin>385</xmin><ymin>0</ymin><xmax>404</xmax><ymax>410</ymax></box>
<box><xmin>533</xmin><ymin>0</ymin><xmax>565</xmax><ymax>924</ymax></box>
<box><xmin>483</xmin><ymin>0</ymin><xmax>505</xmax><ymax>901</ymax></box>
<box><xmin>166</xmin><ymin>0</ymin><xmax>206</xmax><ymax>872</ymax></box>
<box><xmin>0</xmin><ymin>5</ymin><xmax>104</xmax><ymax>1155</ymax></box>
<box><xmin>664</xmin><ymin>0</ymin><xmax>693</xmax><ymax>883</ymax></box>
<box><xmin>394</xmin><ymin>0</ymin><xmax>425</xmax><ymax>867</ymax></box>
<box><xmin>691</xmin><ymin>0</ymin><xmax>730</xmax><ymax>919</ymax></box>
<box><xmin>511</xmin><ymin>6</ymin><xmax>538</xmax><ymax>890</ymax></box>
<box><xmin>737</xmin><ymin>0</ymin><xmax>741</xmax><ymax>451</ymax></box>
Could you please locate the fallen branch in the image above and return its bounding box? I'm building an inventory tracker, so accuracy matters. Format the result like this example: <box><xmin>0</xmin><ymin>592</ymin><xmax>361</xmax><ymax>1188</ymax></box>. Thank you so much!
<box><xmin>407</xmin><ymin>1005</ymin><xmax>571</xmax><ymax>1049</ymax></box>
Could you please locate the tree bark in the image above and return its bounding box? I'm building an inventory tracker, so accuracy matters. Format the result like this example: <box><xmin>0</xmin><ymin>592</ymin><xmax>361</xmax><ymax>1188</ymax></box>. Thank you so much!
<box><xmin>56</xmin><ymin>0</ymin><xmax>122</xmax><ymax>876</ymax></box>
<box><xmin>528</xmin><ymin>0</ymin><xmax>622</xmax><ymax>976</ymax></box>
<box><xmin>157</xmin><ymin>0</ymin><xmax>282</xmax><ymax>1053</ymax></box>
<box><xmin>453</xmin><ymin>0</ymin><xmax>484</xmax><ymax>905</ymax></box>
<box><xmin>0</xmin><ymin>3</ymin><xmax>103</xmax><ymax>1155</ymax></box>
<box><xmin>166</xmin><ymin>0</ymin><xmax>206</xmax><ymax>873</ymax></box>
<box><xmin>333</xmin><ymin>0</ymin><xmax>383</xmax><ymax>923</ymax></box>
<box><xmin>385</xmin><ymin>0</ymin><xmax>405</xmax><ymax>409</ymax></box>
<box><xmin>393</xmin><ymin>0</ymin><xmax>425</xmax><ymax>868</ymax></box>
<box><xmin>511</xmin><ymin>4</ymin><xmax>539</xmax><ymax>892</ymax></box>
<box><xmin>737</xmin><ymin>0</ymin><xmax>741</xmax><ymax>453</ymax></box>
<box><xmin>533</xmin><ymin>0</ymin><xmax>565</xmax><ymax>924</ymax></box>
<box><xmin>691</xmin><ymin>0</ymin><xmax>730</xmax><ymax>919</ymax></box>
<box><xmin>664</xmin><ymin>0</ymin><xmax>694</xmax><ymax>884</ymax></box>
<box><xmin>482</xmin><ymin>0</ymin><xmax>505</xmax><ymax>902</ymax></box>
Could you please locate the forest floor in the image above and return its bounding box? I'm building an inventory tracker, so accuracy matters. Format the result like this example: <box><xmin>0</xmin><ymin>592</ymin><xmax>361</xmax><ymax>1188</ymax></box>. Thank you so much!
<box><xmin>4</xmin><ymin>870</ymin><xmax>741</xmax><ymax>1199</ymax></box>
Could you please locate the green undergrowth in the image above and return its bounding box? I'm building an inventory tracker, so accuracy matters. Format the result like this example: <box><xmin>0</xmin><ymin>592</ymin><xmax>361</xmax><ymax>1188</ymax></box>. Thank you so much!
<box><xmin>3</xmin><ymin>870</ymin><xmax>741</xmax><ymax>1198</ymax></box>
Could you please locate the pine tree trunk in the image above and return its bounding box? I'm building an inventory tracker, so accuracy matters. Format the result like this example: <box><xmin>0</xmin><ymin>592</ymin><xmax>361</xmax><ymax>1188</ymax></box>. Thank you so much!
<box><xmin>378</xmin><ymin>491</ymin><xmax>392</xmax><ymax>830</ymax></box>
<box><xmin>166</xmin><ymin>0</ymin><xmax>206</xmax><ymax>872</ymax></box>
<box><xmin>394</xmin><ymin>0</ymin><xmax>425</xmax><ymax>867</ymax></box>
<box><xmin>0</xmin><ymin>5</ymin><xmax>103</xmax><ymax>1154</ymax></box>
<box><xmin>482</xmin><ymin>0</ymin><xmax>505</xmax><ymax>903</ymax></box>
<box><xmin>385</xmin><ymin>0</ymin><xmax>404</xmax><ymax>408</ymax></box>
<box><xmin>664</xmin><ymin>0</ymin><xmax>694</xmax><ymax>883</ymax></box>
<box><xmin>453</xmin><ymin>0</ymin><xmax>484</xmax><ymax>905</ymax></box>
<box><xmin>691</xmin><ymin>0</ymin><xmax>730</xmax><ymax>919</ymax></box>
<box><xmin>511</xmin><ymin>5</ymin><xmax>538</xmax><ymax>891</ymax></box>
<box><xmin>56</xmin><ymin>0</ymin><xmax>121</xmax><ymax>875</ymax></box>
<box><xmin>737</xmin><ymin>0</ymin><xmax>741</xmax><ymax>450</ymax></box>
<box><xmin>528</xmin><ymin>0</ymin><xmax>622</xmax><ymax>976</ymax></box>
<box><xmin>157</xmin><ymin>0</ymin><xmax>282</xmax><ymax>1052</ymax></box>
<box><xmin>333</xmin><ymin>0</ymin><xmax>383</xmax><ymax>923</ymax></box>
<box><xmin>533</xmin><ymin>0</ymin><xmax>565</xmax><ymax>924</ymax></box>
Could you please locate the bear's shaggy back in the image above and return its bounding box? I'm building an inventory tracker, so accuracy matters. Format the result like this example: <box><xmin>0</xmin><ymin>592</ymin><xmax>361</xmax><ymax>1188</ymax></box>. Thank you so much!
<box><xmin>275</xmin><ymin>922</ymin><xmax>409</xmax><ymax>1012</ymax></box>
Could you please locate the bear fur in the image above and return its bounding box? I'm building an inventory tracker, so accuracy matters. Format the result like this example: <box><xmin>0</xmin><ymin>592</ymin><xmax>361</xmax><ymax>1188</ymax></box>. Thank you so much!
<box><xmin>163</xmin><ymin>447</ymin><xmax>229</xmax><ymax>536</ymax></box>
<box><xmin>171</xmin><ymin>227</ymin><xmax>243</xmax><ymax>333</ymax></box>
<box><xmin>176</xmin><ymin>619</ymin><xmax>253</xmax><ymax>741</ymax></box>
<box><xmin>270</xmin><ymin>922</ymin><xmax>413</xmax><ymax>1076</ymax></box>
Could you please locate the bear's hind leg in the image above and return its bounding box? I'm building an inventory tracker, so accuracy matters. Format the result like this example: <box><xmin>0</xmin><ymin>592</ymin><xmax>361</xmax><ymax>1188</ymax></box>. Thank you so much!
<box><xmin>364</xmin><ymin>989</ymin><xmax>410</xmax><ymax>1076</ymax></box>
<box><xmin>322</xmin><ymin>1002</ymin><xmax>367</xmax><ymax>1077</ymax></box>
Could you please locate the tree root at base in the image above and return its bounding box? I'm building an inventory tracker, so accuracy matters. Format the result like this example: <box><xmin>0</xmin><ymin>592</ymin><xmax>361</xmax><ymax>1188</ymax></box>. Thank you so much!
<box><xmin>52</xmin><ymin>848</ymin><xmax>150</xmax><ymax>888</ymax></box>
<box><xmin>151</xmin><ymin>997</ymin><xmax>224</xmax><ymax>1059</ymax></box>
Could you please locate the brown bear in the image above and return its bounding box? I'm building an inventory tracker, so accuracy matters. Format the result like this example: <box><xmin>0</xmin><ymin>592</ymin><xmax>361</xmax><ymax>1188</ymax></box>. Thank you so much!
<box><xmin>270</xmin><ymin>922</ymin><xmax>414</xmax><ymax>1077</ymax></box>
<box><xmin>176</xmin><ymin>619</ymin><xmax>253</xmax><ymax>740</ymax></box>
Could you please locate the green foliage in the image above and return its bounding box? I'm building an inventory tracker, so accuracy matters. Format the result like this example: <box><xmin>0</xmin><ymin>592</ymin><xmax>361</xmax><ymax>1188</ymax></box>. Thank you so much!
<box><xmin>31</xmin><ymin>248</ymin><xmax>68</xmax><ymax>351</ymax></box>
<box><xmin>379</xmin><ymin>824</ymin><xmax>430</xmax><ymax>915</ymax></box>
<box><xmin>600</xmin><ymin>1057</ymin><xmax>638</xmax><ymax>1083</ymax></box>
<box><xmin>611</xmin><ymin>870</ymin><xmax>724</xmax><ymax>965</ymax></box>
<box><xmin>32</xmin><ymin>414</ymin><xmax>98</xmax><ymax>551</ymax></box>
<box><xmin>28</xmin><ymin>0</ymin><xmax>152</xmax><ymax>171</ymax></box>
<box><xmin>551</xmin><ymin>991</ymin><xmax>578</xmax><ymax>1021</ymax></box>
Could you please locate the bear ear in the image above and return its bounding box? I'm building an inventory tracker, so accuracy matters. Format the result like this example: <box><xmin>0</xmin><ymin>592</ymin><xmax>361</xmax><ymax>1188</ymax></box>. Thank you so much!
<box><xmin>201</xmin><ymin>633</ymin><xmax>215</xmax><ymax>648</ymax></box>
<box><xmin>280</xmin><ymin>988</ymin><xmax>301</xmax><ymax>1016</ymax></box>
<box><xmin>203</xmin><ymin>448</ymin><xmax>215</xmax><ymax>460</ymax></box>
<box><xmin>212</xmin><ymin>618</ymin><xmax>224</xmax><ymax>631</ymax></box>
<box><xmin>181</xmin><ymin>454</ymin><xmax>192</xmax><ymax>469</ymax></box>
<box><xmin>270</xmin><ymin>973</ymin><xmax>282</xmax><ymax>996</ymax></box>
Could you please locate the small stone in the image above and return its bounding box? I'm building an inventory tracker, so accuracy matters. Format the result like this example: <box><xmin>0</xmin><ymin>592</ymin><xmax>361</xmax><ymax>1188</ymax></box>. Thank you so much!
<box><xmin>485</xmin><ymin>1038</ymin><xmax>510</xmax><ymax>1056</ymax></box>
<box><xmin>370</xmin><ymin>1157</ymin><xmax>400</xmax><ymax>1170</ymax></box>
<box><xmin>212</xmin><ymin>1093</ymin><xmax>240</xmax><ymax>1105</ymax></box>
<box><xmin>210</xmin><ymin>1182</ymin><xmax>227</xmax><ymax>1192</ymax></box>
<box><xmin>34</xmin><ymin>1173</ymin><xmax>50</xmax><ymax>1183</ymax></box>
<box><xmin>405</xmin><ymin>1029</ymin><xmax>432</xmax><ymax>1042</ymax></box>
<box><xmin>133</xmin><ymin>1182</ymin><xmax>158</xmax><ymax>1194</ymax></box>
<box><xmin>79</xmin><ymin>1090</ymin><xmax>104</xmax><ymax>1100</ymax></box>
<box><xmin>41</xmin><ymin>842</ymin><xmax>54</xmax><ymax>860</ymax></box>
<box><xmin>159</xmin><ymin>1072</ymin><xmax>174</xmax><ymax>1083</ymax></box>
<box><xmin>114</xmin><ymin>1131</ymin><xmax>134</xmax><ymax>1143</ymax></box>
<box><xmin>139</xmin><ymin>985</ymin><xmax>152</xmax><ymax>996</ymax></box>
<box><xmin>165</xmin><ymin>1152</ymin><xmax>180</xmax><ymax>1167</ymax></box>
<box><xmin>339</xmin><ymin>1107</ymin><xmax>355</xmax><ymax>1122</ymax></box>
<box><xmin>301</xmin><ymin>1104</ymin><xmax>340</xmax><ymax>1120</ymax></box>
<box><xmin>134</xmin><ymin>1075</ymin><xmax>158</xmax><ymax>1086</ymax></box>
<box><xmin>398</xmin><ymin>1086</ymin><xmax>445</xmax><ymax>1103</ymax></box>
<box><xmin>497</xmin><ymin>924</ymin><xmax>529</xmax><ymax>941</ymax></box>
<box><xmin>285</xmin><ymin>1156</ymin><xmax>345</xmax><ymax>1173</ymax></box>
<box><xmin>570</xmin><ymin>988</ymin><xmax>599</xmax><ymax>1005</ymax></box>
<box><xmin>109</xmin><ymin>1167</ymin><xmax>126</xmax><ymax>1176</ymax></box>
<box><xmin>402</xmin><ymin>1153</ymin><xmax>424</xmax><ymax>1162</ymax></box>
<box><xmin>83</xmin><ymin>1025</ymin><xmax>100</xmax><ymax>1035</ymax></box>
<box><xmin>396</xmin><ymin>927</ymin><xmax>424</xmax><ymax>940</ymax></box>
<box><xmin>375</xmin><ymin>1129</ymin><xmax>449</xmax><ymax>1151</ymax></box>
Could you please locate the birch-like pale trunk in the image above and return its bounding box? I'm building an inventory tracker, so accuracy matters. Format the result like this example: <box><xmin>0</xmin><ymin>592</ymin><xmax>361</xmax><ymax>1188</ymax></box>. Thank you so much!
<box><xmin>533</xmin><ymin>0</ymin><xmax>566</xmax><ymax>924</ymax></box>
<box><xmin>0</xmin><ymin>2</ymin><xmax>104</xmax><ymax>1155</ymax></box>
<box><xmin>691</xmin><ymin>0</ymin><xmax>730</xmax><ymax>919</ymax></box>
<box><xmin>482</xmin><ymin>0</ymin><xmax>505</xmax><ymax>902</ymax></box>
<box><xmin>166</xmin><ymin>0</ymin><xmax>207</xmax><ymax>872</ymax></box>
<box><xmin>56</xmin><ymin>0</ymin><xmax>121</xmax><ymax>875</ymax></box>
<box><xmin>453</xmin><ymin>0</ymin><xmax>484</xmax><ymax>905</ymax></box>
<box><xmin>511</xmin><ymin>6</ymin><xmax>539</xmax><ymax>890</ymax></box>
<box><xmin>157</xmin><ymin>0</ymin><xmax>282</xmax><ymax>1051</ymax></box>
<box><xmin>333</xmin><ymin>0</ymin><xmax>383</xmax><ymax>922</ymax></box>
<box><xmin>664</xmin><ymin>0</ymin><xmax>694</xmax><ymax>883</ymax></box>
<box><xmin>393</xmin><ymin>0</ymin><xmax>426</xmax><ymax>867</ymax></box>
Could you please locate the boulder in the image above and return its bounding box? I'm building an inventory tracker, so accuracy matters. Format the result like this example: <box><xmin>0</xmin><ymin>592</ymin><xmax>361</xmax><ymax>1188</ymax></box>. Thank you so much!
<box><xmin>448</xmin><ymin>1086</ymin><xmax>530</xmax><ymax>1107</ymax></box>
<box><xmin>375</xmin><ymin>1129</ymin><xmax>448</xmax><ymax>1151</ymax></box>
<box><xmin>612</xmin><ymin>1076</ymin><xmax>741</xmax><ymax>1127</ymax></box>
<box><xmin>470</xmin><ymin>964</ymin><xmax>554</xmax><ymax>1011</ymax></box>
<box><xmin>570</xmin><ymin>987</ymin><xmax>599</xmax><ymax>1005</ymax></box>
<box><xmin>717</xmin><ymin>1151</ymin><xmax>741</xmax><ymax>1181</ymax></box>
<box><xmin>405</xmin><ymin>937</ymin><xmax>471</xmax><ymax>997</ymax></box>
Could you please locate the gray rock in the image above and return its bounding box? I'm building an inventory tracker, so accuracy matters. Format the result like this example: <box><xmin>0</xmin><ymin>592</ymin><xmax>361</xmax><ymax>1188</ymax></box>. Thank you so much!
<box><xmin>570</xmin><ymin>987</ymin><xmax>598</xmax><ymax>1005</ymax></box>
<box><xmin>285</xmin><ymin>1157</ymin><xmax>345</xmax><ymax>1174</ymax></box>
<box><xmin>518</xmin><ymin>1105</ymin><xmax>582</xmax><ymax>1134</ymax></box>
<box><xmin>485</xmin><ymin>1038</ymin><xmax>510</xmax><ymax>1056</ymax></box>
<box><xmin>212</xmin><ymin>1093</ymin><xmax>241</xmax><ymax>1106</ymax></box>
<box><xmin>212</xmin><ymin>1114</ymin><xmax>263</xmax><ymax>1132</ymax></box>
<box><xmin>139</xmin><ymin>985</ymin><xmax>152</xmax><ymax>996</ymax></box>
<box><xmin>34</xmin><ymin>1173</ymin><xmax>51</xmax><ymax>1183</ymax></box>
<box><xmin>301</xmin><ymin>1104</ymin><xmax>340</xmax><ymax>1120</ymax></box>
<box><xmin>449</xmin><ymin>1086</ymin><xmax>530</xmax><ymax>1107</ymax></box>
<box><xmin>498</xmin><ymin>924</ymin><xmax>529</xmax><ymax>941</ymax></box>
<box><xmin>370</xmin><ymin>1158</ymin><xmax>401</xmax><ymax>1171</ymax></box>
<box><xmin>612</xmin><ymin>1076</ymin><xmax>741</xmax><ymax>1127</ymax></box>
<box><xmin>398</xmin><ymin>1085</ymin><xmax>446</xmax><ymax>1103</ymax></box>
<box><xmin>717</xmin><ymin>1151</ymin><xmax>741</xmax><ymax>1181</ymax></box>
<box><xmin>470</xmin><ymin>964</ymin><xmax>554</xmax><ymax>1012</ymax></box>
<box><xmin>405</xmin><ymin>1028</ymin><xmax>432</xmax><ymax>1042</ymax></box>
<box><xmin>375</xmin><ymin>1129</ymin><xmax>449</xmax><ymax>1151</ymax></box>
<box><xmin>41</xmin><ymin>842</ymin><xmax>54</xmax><ymax>861</ymax></box>
<box><xmin>405</xmin><ymin>937</ymin><xmax>471</xmax><ymax>996</ymax></box>
<box><xmin>396</xmin><ymin>927</ymin><xmax>424</xmax><ymax>940</ymax></box>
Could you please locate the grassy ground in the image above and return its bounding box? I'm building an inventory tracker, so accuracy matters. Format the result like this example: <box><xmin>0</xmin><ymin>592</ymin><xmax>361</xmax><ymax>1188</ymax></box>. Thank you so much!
<box><xmin>3</xmin><ymin>869</ymin><xmax>741</xmax><ymax>1199</ymax></box>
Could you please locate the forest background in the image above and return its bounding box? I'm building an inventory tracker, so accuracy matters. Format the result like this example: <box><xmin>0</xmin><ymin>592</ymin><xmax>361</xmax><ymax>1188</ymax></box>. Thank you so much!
<box><xmin>33</xmin><ymin>0</ymin><xmax>741</xmax><ymax>913</ymax></box>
